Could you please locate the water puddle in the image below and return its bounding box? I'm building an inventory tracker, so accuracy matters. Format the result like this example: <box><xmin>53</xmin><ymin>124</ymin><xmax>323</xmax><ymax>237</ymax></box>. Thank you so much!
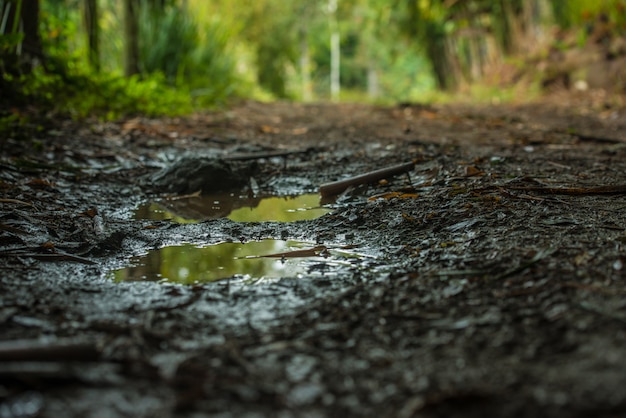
<box><xmin>135</xmin><ymin>193</ymin><xmax>332</xmax><ymax>223</ymax></box>
<box><xmin>112</xmin><ymin>240</ymin><xmax>365</xmax><ymax>285</ymax></box>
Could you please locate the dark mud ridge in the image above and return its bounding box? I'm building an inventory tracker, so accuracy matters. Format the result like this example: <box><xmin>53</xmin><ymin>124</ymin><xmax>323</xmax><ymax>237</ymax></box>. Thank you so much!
<box><xmin>1</xmin><ymin>101</ymin><xmax>626</xmax><ymax>417</ymax></box>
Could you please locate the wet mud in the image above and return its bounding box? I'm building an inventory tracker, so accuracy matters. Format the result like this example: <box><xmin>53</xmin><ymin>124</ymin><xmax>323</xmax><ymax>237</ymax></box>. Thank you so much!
<box><xmin>1</xmin><ymin>99</ymin><xmax>626</xmax><ymax>417</ymax></box>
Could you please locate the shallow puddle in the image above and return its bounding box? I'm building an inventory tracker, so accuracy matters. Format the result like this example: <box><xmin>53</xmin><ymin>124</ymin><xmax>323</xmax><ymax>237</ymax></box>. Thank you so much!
<box><xmin>112</xmin><ymin>240</ymin><xmax>363</xmax><ymax>284</ymax></box>
<box><xmin>135</xmin><ymin>193</ymin><xmax>332</xmax><ymax>223</ymax></box>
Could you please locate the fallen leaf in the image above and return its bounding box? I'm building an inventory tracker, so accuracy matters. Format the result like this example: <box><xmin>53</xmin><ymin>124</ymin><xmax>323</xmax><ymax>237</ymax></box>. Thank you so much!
<box><xmin>80</xmin><ymin>208</ymin><xmax>98</xmax><ymax>218</ymax></box>
<box><xmin>259</xmin><ymin>125</ymin><xmax>281</xmax><ymax>134</ymax></box>
<box><xmin>291</xmin><ymin>127</ymin><xmax>309</xmax><ymax>135</ymax></box>
<box><xmin>369</xmin><ymin>192</ymin><xmax>419</xmax><ymax>201</ymax></box>
<box><xmin>27</xmin><ymin>178</ymin><xmax>56</xmax><ymax>189</ymax></box>
<box><xmin>41</xmin><ymin>241</ymin><xmax>55</xmax><ymax>250</ymax></box>
<box><xmin>464</xmin><ymin>165</ymin><xmax>484</xmax><ymax>177</ymax></box>
<box><xmin>402</xmin><ymin>213</ymin><xmax>417</xmax><ymax>222</ymax></box>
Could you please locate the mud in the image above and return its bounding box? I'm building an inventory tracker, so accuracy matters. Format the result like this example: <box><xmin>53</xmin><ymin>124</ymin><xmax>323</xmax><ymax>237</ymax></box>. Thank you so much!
<box><xmin>1</xmin><ymin>98</ymin><xmax>626</xmax><ymax>417</ymax></box>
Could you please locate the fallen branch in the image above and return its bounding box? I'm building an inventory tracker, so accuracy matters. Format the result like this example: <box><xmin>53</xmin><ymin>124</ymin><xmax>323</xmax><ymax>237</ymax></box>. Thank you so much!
<box><xmin>506</xmin><ymin>184</ymin><xmax>626</xmax><ymax>195</ymax></box>
<box><xmin>0</xmin><ymin>198</ymin><xmax>34</xmax><ymax>207</ymax></box>
<box><xmin>573</xmin><ymin>133</ymin><xmax>624</xmax><ymax>144</ymax></box>
<box><xmin>26</xmin><ymin>252</ymin><xmax>98</xmax><ymax>265</ymax></box>
<box><xmin>0</xmin><ymin>248</ymin><xmax>97</xmax><ymax>265</ymax></box>
<box><xmin>242</xmin><ymin>245</ymin><xmax>328</xmax><ymax>259</ymax></box>
<box><xmin>0</xmin><ymin>338</ymin><xmax>100</xmax><ymax>362</ymax></box>
<box><xmin>224</xmin><ymin>149</ymin><xmax>309</xmax><ymax>161</ymax></box>
<box><xmin>319</xmin><ymin>161</ymin><xmax>415</xmax><ymax>198</ymax></box>
<box><xmin>0</xmin><ymin>361</ymin><xmax>123</xmax><ymax>385</ymax></box>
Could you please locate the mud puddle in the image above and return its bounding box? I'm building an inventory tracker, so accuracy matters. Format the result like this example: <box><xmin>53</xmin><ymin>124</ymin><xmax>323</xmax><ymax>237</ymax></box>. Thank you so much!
<box><xmin>135</xmin><ymin>193</ymin><xmax>332</xmax><ymax>223</ymax></box>
<box><xmin>112</xmin><ymin>239</ymin><xmax>366</xmax><ymax>284</ymax></box>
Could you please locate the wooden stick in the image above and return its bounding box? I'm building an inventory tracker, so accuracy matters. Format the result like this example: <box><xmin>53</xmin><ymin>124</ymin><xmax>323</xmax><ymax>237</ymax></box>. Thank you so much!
<box><xmin>224</xmin><ymin>149</ymin><xmax>308</xmax><ymax>161</ymax></box>
<box><xmin>319</xmin><ymin>161</ymin><xmax>415</xmax><ymax>198</ymax></box>
<box><xmin>507</xmin><ymin>184</ymin><xmax>626</xmax><ymax>195</ymax></box>
<box><xmin>0</xmin><ymin>338</ymin><xmax>100</xmax><ymax>361</ymax></box>
<box><xmin>257</xmin><ymin>245</ymin><xmax>327</xmax><ymax>258</ymax></box>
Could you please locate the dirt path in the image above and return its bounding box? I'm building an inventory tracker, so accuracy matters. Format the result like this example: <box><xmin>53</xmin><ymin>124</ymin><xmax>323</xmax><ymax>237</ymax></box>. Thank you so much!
<box><xmin>1</xmin><ymin>100</ymin><xmax>626</xmax><ymax>417</ymax></box>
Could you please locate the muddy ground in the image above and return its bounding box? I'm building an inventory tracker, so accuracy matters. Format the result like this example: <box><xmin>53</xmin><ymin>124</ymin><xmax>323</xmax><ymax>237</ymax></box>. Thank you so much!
<box><xmin>1</xmin><ymin>96</ymin><xmax>626</xmax><ymax>417</ymax></box>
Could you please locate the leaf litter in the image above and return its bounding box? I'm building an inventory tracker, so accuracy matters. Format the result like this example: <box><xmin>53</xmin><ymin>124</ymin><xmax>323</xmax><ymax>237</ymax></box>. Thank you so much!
<box><xmin>1</xmin><ymin>100</ymin><xmax>626</xmax><ymax>417</ymax></box>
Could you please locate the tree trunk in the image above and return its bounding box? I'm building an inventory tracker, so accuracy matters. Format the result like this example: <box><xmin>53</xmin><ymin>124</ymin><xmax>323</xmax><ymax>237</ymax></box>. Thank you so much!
<box><xmin>328</xmin><ymin>0</ymin><xmax>340</xmax><ymax>101</ymax></box>
<box><xmin>468</xmin><ymin>33</ymin><xmax>482</xmax><ymax>82</ymax></box>
<box><xmin>124</xmin><ymin>0</ymin><xmax>140</xmax><ymax>77</ymax></box>
<box><xmin>330</xmin><ymin>31</ymin><xmax>340</xmax><ymax>101</ymax></box>
<box><xmin>1</xmin><ymin>0</ymin><xmax>43</xmax><ymax>73</ymax></box>
<box><xmin>299</xmin><ymin>28</ymin><xmax>312</xmax><ymax>101</ymax></box>
<box><xmin>21</xmin><ymin>0</ymin><xmax>42</xmax><ymax>60</ymax></box>
<box><xmin>367</xmin><ymin>61</ymin><xmax>379</xmax><ymax>99</ymax></box>
<box><xmin>83</xmin><ymin>0</ymin><xmax>100</xmax><ymax>71</ymax></box>
<box><xmin>426</xmin><ymin>31</ymin><xmax>457</xmax><ymax>90</ymax></box>
<box><xmin>500</xmin><ymin>0</ymin><xmax>524</xmax><ymax>54</ymax></box>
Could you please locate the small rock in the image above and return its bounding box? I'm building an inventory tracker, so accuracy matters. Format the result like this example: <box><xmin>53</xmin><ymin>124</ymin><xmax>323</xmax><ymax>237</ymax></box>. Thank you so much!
<box><xmin>150</xmin><ymin>157</ymin><xmax>248</xmax><ymax>194</ymax></box>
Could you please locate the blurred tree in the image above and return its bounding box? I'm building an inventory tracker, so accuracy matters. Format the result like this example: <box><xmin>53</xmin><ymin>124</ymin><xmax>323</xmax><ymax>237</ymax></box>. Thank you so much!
<box><xmin>329</xmin><ymin>0</ymin><xmax>340</xmax><ymax>101</ymax></box>
<box><xmin>83</xmin><ymin>0</ymin><xmax>99</xmax><ymax>71</ymax></box>
<box><xmin>1</xmin><ymin>0</ymin><xmax>43</xmax><ymax>73</ymax></box>
<box><xmin>396</xmin><ymin>0</ymin><xmax>553</xmax><ymax>91</ymax></box>
<box><xmin>401</xmin><ymin>0</ymin><xmax>458</xmax><ymax>90</ymax></box>
<box><xmin>124</xmin><ymin>0</ymin><xmax>139</xmax><ymax>76</ymax></box>
<box><xmin>296</xmin><ymin>1</ymin><xmax>317</xmax><ymax>101</ymax></box>
<box><xmin>138</xmin><ymin>0</ymin><xmax>196</xmax><ymax>80</ymax></box>
<box><xmin>239</xmin><ymin>0</ymin><xmax>299</xmax><ymax>98</ymax></box>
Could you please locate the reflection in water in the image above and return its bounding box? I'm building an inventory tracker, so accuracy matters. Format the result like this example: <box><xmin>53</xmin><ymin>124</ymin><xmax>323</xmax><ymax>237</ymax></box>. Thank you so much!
<box><xmin>135</xmin><ymin>193</ymin><xmax>332</xmax><ymax>223</ymax></box>
<box><xmin>113</xmin><ymin>240</ymin><xmax>358</xmax><ymax>284</ymax></box>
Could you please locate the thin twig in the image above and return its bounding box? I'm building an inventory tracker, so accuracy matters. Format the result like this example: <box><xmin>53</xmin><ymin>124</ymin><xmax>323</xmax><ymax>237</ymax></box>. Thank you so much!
<box><xmin>224</xmin><ymin>149</ymin><xmax>309</xmax><ymax>161</ymax></box>
<box><xmin>506</xmin><ymin>185</ymin><xmax>626</xmax><ymax>195</ymax></box>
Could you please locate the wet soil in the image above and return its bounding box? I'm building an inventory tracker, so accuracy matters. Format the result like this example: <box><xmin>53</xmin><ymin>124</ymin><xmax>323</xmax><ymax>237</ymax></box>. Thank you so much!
<box><xmin>1</xmin><ymin>97</ymin><xmax>626</xmax><ymax>417</ymax></box>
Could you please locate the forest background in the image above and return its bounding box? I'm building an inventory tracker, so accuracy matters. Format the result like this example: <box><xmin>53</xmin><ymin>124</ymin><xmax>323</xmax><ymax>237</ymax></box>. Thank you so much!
<box><xmin>1</xmin><ymin>0</ymin><xmax>625</xmax><ymax>122</ymax></box>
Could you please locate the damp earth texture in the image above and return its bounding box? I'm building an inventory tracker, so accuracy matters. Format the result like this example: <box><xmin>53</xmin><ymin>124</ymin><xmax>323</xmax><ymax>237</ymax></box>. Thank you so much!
<box><xmin>2</xmin><ymin>101</ymin><xmax>626</xmax><ymax>417</ymax></box>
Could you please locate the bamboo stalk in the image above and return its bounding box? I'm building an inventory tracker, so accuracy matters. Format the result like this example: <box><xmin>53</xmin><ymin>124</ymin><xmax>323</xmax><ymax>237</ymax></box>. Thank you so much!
<box><xmin>319</xmin><ymin>161</ymin><xmax>415</xmax><ymax>198</ymax></box>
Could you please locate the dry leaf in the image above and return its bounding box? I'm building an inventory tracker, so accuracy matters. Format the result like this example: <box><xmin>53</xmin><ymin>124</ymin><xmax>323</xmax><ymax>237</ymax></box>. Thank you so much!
<box><xmin>27</xmin><ymin>178</ymin><xmax>55</xmax><ymax>189</ymax></box>
<box><xmin>291</xmin><ymin>127</ymin><xmax>309</xmax><ymax>135</ymax></box>
<box><xmin>259</xmin><ymin>125</ymin><xmax>281</xmax><ymax>134</ymax></box>
<box><xmin>369</xmin><ymin>192</ymin><xmax>419</xmax><ymax>201</ymax></box>
<box><xmin>80</xmin><ymin>208</ymin><xmax>98</xmax><ymax>218</ymax></box>
<box><xmin>464</xmin><ymin>165</ymin><xmax>484</xmax><ymax>177</ymax></box>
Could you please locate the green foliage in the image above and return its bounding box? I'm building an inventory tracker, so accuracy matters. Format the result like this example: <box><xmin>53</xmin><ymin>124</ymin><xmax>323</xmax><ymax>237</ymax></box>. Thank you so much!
<box><xmin>3</xmin><ymin>63</ymin><xmax>193</xmax><ymax>119</ymax></box>
<box><xmin>380</xmin><ymin>52</ymin><xmax>435</xmax><ymax>101</ymax></box>
<box><xmin>3</xmin><ymin>0</ymin><xmax>240</xmax><ymax>120</ymax></box>
<box><xmin>0</xmin><ymin>0</ymin><xmax>23</xmax><ymax>71</ymax></box>
<box><xmin>7</xmin><ymin>0</ymin><xmax>625</xmax><ymax>122</ymax></box>
<box><xmin>2</xmin><ymin>16</ymin><xmax>194</xmax><ymax>121</ymax></box>
<box><xmin>136</xmin><ymin>1</ymin><xmax>240</xmax><ymax>105</ymax></box>
<box><xmin>0</xmin><ymin>0</ymin><xmax>22</xmax><ymax>37</ymax></box>
<box><xmin>0</xmin><ymin>0</ymin><xmax>23</xmax><ymax>52</ymax></box>
<box><xmin>186</xmin><ymin>16</ymin><xmax>241</xmax><ymax>105</ymax></box>
<box><xmin>139</xmin><ymin>2</ymin><xmax>196</xmax><ymax>80</ymax></box>
<box><xmin>0</xmin><ymin>30</ymin><xmax>21</xmax><ymax>54</ymax></box>
<box><xmin>66</xmin><ymin>72</ymin><xmax>194</xmax><ymax>118</ymax></box>
<box><xmin>550</xmin><ymin>0</ymin><xmax>626</xmax><ymax>36</ymax></box>
<box><xmin>242</xmin><ymin>0</ymin><xmax>301</xmax><ymax>98</ymax></box>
